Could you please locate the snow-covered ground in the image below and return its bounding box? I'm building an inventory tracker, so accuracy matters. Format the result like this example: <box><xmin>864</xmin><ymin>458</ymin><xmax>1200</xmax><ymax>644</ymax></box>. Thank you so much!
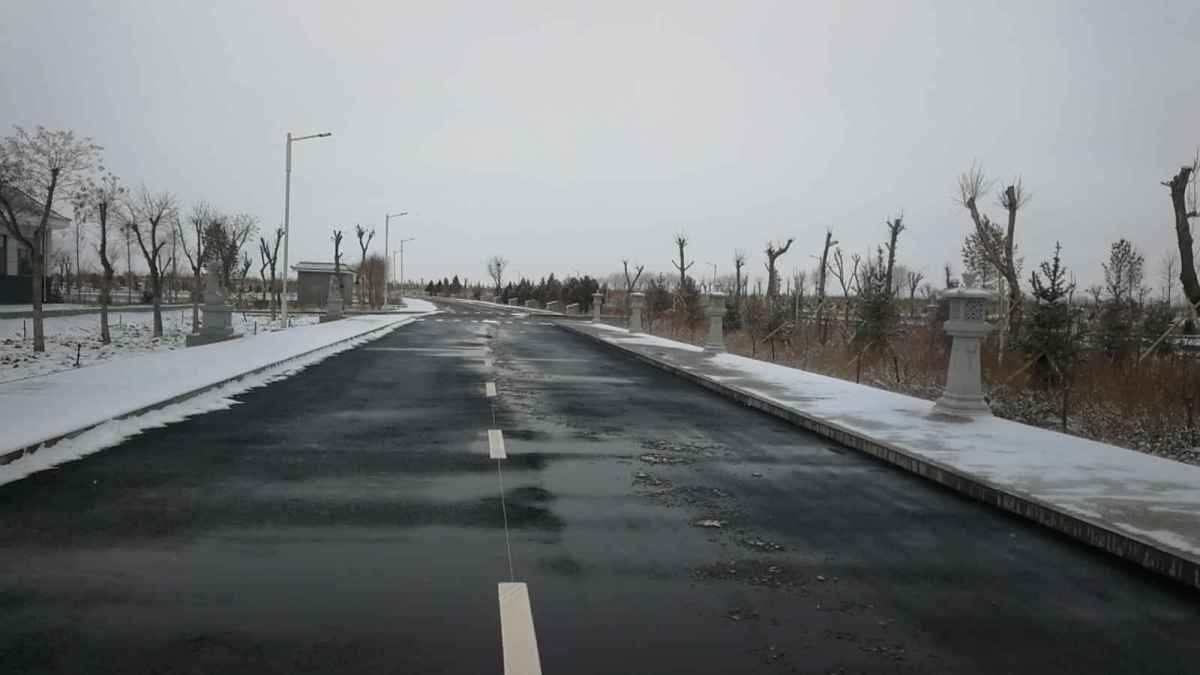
<box><xmin>567</xmin><ymin>321</ymin><xmax>1200</xmax><ymax>567</ymax></box>
<box><xmin>0</xmin><ymin>310</ymin><xmax>318</xmax><ymax>383</ymax></box>
<box><xmin>0</xmin><ymin>312</ymin><xmax>433</xmax><ymax>486</ymax></box>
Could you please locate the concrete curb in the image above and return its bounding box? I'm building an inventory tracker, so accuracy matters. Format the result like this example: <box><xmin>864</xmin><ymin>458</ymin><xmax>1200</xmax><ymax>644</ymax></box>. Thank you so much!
<box><xmin>0</xmin><ymin>317</ymin><xmax>417</xmax><ymax>467</ymax></box>
<box><xmin>561</xmin><ymin>323</ymin><xmax>1200</xmax><ymax>592</ymax></box>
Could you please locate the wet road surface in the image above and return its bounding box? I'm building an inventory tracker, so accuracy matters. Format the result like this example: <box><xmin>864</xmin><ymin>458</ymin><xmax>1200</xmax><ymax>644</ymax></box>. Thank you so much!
<box><xmin>1</xmin><ymin>299</ymin><xmax>1198</xmax><ymax>673</ymax></box>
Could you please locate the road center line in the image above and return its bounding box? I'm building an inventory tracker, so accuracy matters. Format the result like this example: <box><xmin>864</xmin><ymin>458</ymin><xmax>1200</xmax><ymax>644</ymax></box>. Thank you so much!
<box><xmin>498</xmin><ymin>582</ymin><xmax>543</xmax><ymax>675</ymax></box>
<box><xmin>485</xmin><ymin>381</ymin><xmax>498</xmax><ymax>398</ymax></box>
<box><xmin>488</xmin><ymin>429</ymin><xmax>507</xmax><ymax>459</ymax></box>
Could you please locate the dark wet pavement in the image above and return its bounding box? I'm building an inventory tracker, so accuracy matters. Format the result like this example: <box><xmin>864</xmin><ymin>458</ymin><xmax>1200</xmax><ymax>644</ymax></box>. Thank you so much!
<box><xmin>1</xmin><ymin>299</ymin><xmax>1198</xmax><ymax>673</ymax></box>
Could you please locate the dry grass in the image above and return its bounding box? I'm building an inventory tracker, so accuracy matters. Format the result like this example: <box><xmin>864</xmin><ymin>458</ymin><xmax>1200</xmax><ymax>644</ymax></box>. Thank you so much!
<box><xmin>648</xmin><ymin>316</ymin><xmax>1200</xmax><ymax>466</ymax></box>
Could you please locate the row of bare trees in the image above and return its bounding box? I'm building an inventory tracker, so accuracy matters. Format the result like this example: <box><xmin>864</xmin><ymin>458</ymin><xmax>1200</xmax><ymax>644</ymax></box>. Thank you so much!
<box><xmin>0</xmin><ymin>125</ymin><xmax>265</xmax><ymax>351</ymax></box>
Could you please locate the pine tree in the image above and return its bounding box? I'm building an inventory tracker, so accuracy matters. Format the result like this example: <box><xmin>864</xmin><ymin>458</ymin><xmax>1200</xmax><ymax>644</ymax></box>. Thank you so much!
<box><xmin>1022</xmin><ymin>242</ymin><xmax>1079</xmax><ymax>386</ymax></box>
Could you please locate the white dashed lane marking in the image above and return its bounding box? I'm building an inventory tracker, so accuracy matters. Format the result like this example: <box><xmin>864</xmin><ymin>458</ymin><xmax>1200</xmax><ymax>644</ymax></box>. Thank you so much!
<box><xmin>499</xmin><ymin>582</ymin><xmax>543</xmax><ymax>675</ymax></box>
<box><xmin>488</xmin><ymin>429</ymin><xmax>507</xmax><ymax>459</ymax></box>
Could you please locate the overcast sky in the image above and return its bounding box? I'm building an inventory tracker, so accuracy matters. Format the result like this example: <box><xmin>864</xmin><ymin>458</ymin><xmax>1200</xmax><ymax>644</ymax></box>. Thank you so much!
<box><xmin>3</xmin><ymin>0</ymin><xmax>1198</xmax><ymax>290</ymax></box>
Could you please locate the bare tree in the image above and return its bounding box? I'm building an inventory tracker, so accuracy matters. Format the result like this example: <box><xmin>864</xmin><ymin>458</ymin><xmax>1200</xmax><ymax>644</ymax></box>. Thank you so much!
<box><xmin>487</xmin><ymin>255</ymin><xmax>508</xmax><ymax>292</ymax></box>
<box><xmin>353</xmin><ymin>224</ymin><xmax>375</xmax><ymax>306</ymax></box>
<box><xmin>764</xmin><ymin>237</ymin><xmax>794</xmax><ymax>299</ymax></box>
<box><xmin>73</xmin><ymin>171</ymin><xmax>124</xmax><ymax>343</ymax></box>
<box><xmin>1161</xmin><ymin>251</ymin><xmax>1179</xmax><ymax>306</ymax></box>
<box><xmin>332</xmin><ymin>229</ymin><xmax>345</xmax><ymax>292</ymax></box>
<box><xmin>178</xmin><ymin>202</ymin><xmax>214</xmax><ymax>332</ymax></box>
<box><xmin>126</xmin><ymin>186</ymin><xmax>177</xmax><ymax>336</ymax></box>
<box><xmin>621</xmin><ymin>258</ymin><xmax>644</xmax><ymax>315</ymax></box>
<box><xmin>884</xmin><ymin>216</ymin><xmax>904</xmax><ymax>295</ymax></box>
<box><xmin>0</xmin><ymin>126</ymin><xmax>102</xmax><ymax>351</ymax></box>
<box><xmin>906</xmin><ymin>269</ymin><xmax>926</xmax><ymax>318</ymax></box>
<box><xmin>1164</xmin><ymin>160</ymin><xmax>1200</xmax><ymax>313</ymax></box>
<box><xmin>958</xmin><ymin>163</ymin><xmax>1028</xmax><ymax>340</ymax></box>
<box><xmin>259</xmin><ymin>226</ymin><xmax>284</xmax><ymax>318</ymax></box>
<box><xmin>672</xmin><ymin>234</ymin><xmax>693</xmax><ymax>291</ymax></box>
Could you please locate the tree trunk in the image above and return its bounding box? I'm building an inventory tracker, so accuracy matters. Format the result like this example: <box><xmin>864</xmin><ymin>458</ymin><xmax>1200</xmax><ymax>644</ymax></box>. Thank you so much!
<box><xmin>151</xmin><ymin>271</ymin><xmax>163</xmax><ymax>337</ymax></box>
<box><xmin>31</xmin><ymin>235</ymin><xmax>45</xmax><ymax>352</ymax></box>
<box><xmin>1167</xmin><ymin>166</ymin><xmax>1200</xmax><ymax>312</ymax></box>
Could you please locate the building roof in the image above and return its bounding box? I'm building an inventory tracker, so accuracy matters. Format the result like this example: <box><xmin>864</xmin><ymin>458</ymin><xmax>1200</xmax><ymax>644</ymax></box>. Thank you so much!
<box><xmin>0</xmin><ymin>186</ymin><xmax>72</xmax><ymax>233</ymax></box>
<box><xmin>292</xmin><ymin>261</ymin><xmax>357</xmax><ymax>274</ymax></box>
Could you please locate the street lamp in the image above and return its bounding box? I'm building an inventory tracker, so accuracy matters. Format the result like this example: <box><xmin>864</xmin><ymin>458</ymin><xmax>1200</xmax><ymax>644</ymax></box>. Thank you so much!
<box><xmin>395</xmin><ymin>237</ymin><xmax>415</xmax><ymax>301</ymax></box>
<box><xmin>705</xmin><ymin>261</ymin><xmax>718</xmax><ymax>288</ymax></box>
<box><xmin>280</xmin><ymin>130</ymin><xmax>332</xmax><ymax>324</ymax></box>
<box><xmin>384</xmin><ymin>211</ymin><xmax>407</xmax><ymax>296</ymax></box>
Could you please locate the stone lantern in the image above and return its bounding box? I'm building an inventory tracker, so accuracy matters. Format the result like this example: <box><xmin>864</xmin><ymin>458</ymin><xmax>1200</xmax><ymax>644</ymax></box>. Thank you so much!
<box><xmin>932</xmin><ymin>277</ymin><xmax>993</xmax><ymax>417</ymax></box>
<box><xmin>703</xmin><ymin>292</ymin><xmax>727</xmax><ymax>353</ymax></box>
<box><xmin>591</xmin><ymin>292</ymin><xmax>605</xmax><ymax>321</ymax></box>
<box><xmin>321</xmin><ymin>275</ymin><xmax>345</xmax><ymax>322</ymax></box>
<box><xmin>186</xmin><ymin>260</ymin><xmax>239</xmax><ymax>346</ymax></box>
<box><xmin>629</xmin><ymin>292</ymin><xmax>645</xmax><ymax>333</ymax></box>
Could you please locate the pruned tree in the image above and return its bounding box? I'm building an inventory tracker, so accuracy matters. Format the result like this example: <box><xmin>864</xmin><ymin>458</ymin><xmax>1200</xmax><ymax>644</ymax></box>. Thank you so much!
<box><xmin>332</xmin><ymin>229</ymin><xmax>345</xmax><ymax>289</ymax></box>
<box><xmin>1165</xmin><ymin>159</ymin><xmax>1200</xmax><ymax>314</ymax></box>
<box><xmin>0</xmin><ymin>126</ymin><xmax>102</xmax><ymax>351</ymax></box>
<box><xmin>73</xmin><ymin>171</ymin><xmax>124</xmax><ymax>343</ymax></box>
<box><xmin>958</xmin><ymin>163</ymin><xmax>1028</xmax><ymax>340</ymax></box>
<box><xmin>764</xmin><ymin>237</ymin><xmax>794</xmax><ymax>300</ymax></box>
<box><xmin>883</xmin><ymin>216</ymin><xmax>904</xmax><ymax>295</ymax></box>
<box><xmin>487</xmin><ymin>255</ymin><xmax>508</xmax><ymax>293</ymax></box>
<box><xmin>621</xmin><ymin>258</ymin><xmax>644</xmax><ymax>315</ymax></box>
<box><xmin>814</xmin><ymin>230</ymin><xmax>836</xmax><ymax>343</ymax></box>
<box><xmin>672</xmin><ymin>234</ymin><xmax>693</xmax><ymax>292</ymax></box>
<box><xmin>258</xmin><ymin>226</ymin><xmax>284</xmax><ymax>318</ymax></box>
<box><xmin>906</xmin><ymin>269</ymin><xmax>926</xmax><ymax>319</ymax></box>
<box><xmin>354</xmin><ymin>224</ymin><xmax>375</xmax><ymax>306</ymax></box>
<box><xmin>829</xmin><ymin>247</ymin><xmax>860</xmax><ymax>339</ymax></box>
<box><xmin>125</xmin><ymin>186</ymin><xmax>177</xmax><ymax>336</ymax></box>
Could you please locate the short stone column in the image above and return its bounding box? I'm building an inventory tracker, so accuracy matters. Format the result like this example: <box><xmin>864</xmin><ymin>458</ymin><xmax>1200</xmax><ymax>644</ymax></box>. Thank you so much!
<box><xmin>545</xmin><ymin>300</ymin><xmax>561</xmax><ymax>313</ymax></box>
<box><xmin>186</xmin><ymin>260</ymin><xmax>239</xmax><ymax>346</ymax></box>
<box><xmin>507</xmin><ymin>298</ymin><xmax>519</xmax><ymax>306</ymax></box>
<box><xmin>629</xmin><ymin>292</ymin><xmax>646</xmax><ymax>333</ymax></box>
<box><xmin>932</xmin><ymin>282</ymin><xmax>993</xmax><ymax>417</ymax></box>
<box><xmin>524</xmin><ymin>299</ymin><xmax>539</xmax><ymax>309</ymax></box>
<box><xmin>591</xmin><ymin>292</ymin><xmax>604</xmax><ymax>321</ymax></box>
<box><xmin>703</xmin><ymin>292</ymin><xmax>727</xmax><ymax>352</ymax></box>
<box><xmin>565</xmin><ymin>302</ymin><xmax>580</xmax><ymax>315</ymax></box>
<box><xmin>320</xmin><ymin>275</ymin><xmax>345</xmax><ymax>322</ymax></box>
<box><xmin>491</xmin><ymin>295</ymin><xmax>501</xmax><ymax>304</ymax></box>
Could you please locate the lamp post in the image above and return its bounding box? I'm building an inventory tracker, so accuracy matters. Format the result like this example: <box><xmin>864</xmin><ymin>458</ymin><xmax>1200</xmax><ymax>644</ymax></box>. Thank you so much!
<box><xmin>384</xmin><ymin>211</ymin><xmax>407</xmax><ymax>299</ymax></box>
<box><xmin>396</xmin><ymin>237</ymin><xmax>415</xmax><ymax>302</ymax></box>
<box><xmin>705</xmin><ymin>261</ymin><xmax>718</xmax><ymax>289</ymax></box>
<box><xmin>280</xmin><ymin>130</ymin><xmax>331</xmax><ymax>324</ymax></box>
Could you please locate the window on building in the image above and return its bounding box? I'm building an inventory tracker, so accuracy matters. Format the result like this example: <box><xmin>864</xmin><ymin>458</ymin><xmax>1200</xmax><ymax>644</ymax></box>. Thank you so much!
<box><xmin>17</xmin><ymin>240</ymin><xmax>32</xmax><ymax>276</ymax></box>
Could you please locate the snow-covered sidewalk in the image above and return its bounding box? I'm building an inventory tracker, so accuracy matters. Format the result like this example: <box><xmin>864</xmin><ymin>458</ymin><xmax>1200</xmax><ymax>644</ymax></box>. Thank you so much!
<box><xmin>564</xmin><ymin>321</ymin><xmax>1200</xmax><ymax>589</ymax></box>
<box><xmin>1</xmin><ymin>311</ymin><xmax>433</xmax><ymax>475</ymax></box>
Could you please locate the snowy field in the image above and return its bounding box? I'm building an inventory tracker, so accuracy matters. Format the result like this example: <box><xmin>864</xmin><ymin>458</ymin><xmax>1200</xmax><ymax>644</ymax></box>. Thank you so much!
<box><xmin>0</xmin><ymin>310</ymin><xmax>319</xmax><ymax>383</ymax></box>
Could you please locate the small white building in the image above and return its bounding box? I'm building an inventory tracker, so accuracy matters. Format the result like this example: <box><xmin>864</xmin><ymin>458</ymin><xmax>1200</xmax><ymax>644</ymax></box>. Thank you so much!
<box><xmin>1</xmin><ymin>187</ymin><xmax>70</xmax><ymax>304</ymax></box>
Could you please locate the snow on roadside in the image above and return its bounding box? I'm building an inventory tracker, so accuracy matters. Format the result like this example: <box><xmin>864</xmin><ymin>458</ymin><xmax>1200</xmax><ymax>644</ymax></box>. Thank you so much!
<box><xmin>0</xmin><ymin>310</ymin><xmax>318</xmax><ymax>383</ymax></box>
<box><xmin>0</xmin><ymin>323</ymin><xmax>395</xmax><ymax>488</ymax></box>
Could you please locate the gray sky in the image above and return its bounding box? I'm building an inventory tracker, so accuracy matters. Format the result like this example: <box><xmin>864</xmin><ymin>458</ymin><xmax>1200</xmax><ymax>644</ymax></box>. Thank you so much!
<box><xmin>3</xmin><ymin>0</ymin><xmax>1198</xmax><ymax>290</ymax></box>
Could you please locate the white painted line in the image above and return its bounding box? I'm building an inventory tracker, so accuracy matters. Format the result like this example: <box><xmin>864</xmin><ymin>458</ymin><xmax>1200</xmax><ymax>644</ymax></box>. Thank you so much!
<box><xmin>488</xmin><ymin>429</ymin><xmax>507</xmax><ymax>459</ymax></box>
<box><xmin>485</xmin><ymin>382</ymin><xmax>498</xmax><ymax>398</ymax></box>
<box><xmin>498</xmin><ymin>582</ymin><xmax>543</xmax><ymax>675</ymax></box>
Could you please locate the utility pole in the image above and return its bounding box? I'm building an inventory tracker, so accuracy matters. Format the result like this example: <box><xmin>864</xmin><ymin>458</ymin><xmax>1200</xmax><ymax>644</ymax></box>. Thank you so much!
<box><xmin>384</xmin><ymin>211</ymin><xmax>407</xmax><ymax>300</ymax></box>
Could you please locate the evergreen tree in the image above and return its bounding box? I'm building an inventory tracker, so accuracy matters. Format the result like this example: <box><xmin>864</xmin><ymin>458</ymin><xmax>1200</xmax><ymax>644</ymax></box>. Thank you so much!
<box><xmin>1021</xmin><ymin>242</ymin><xmax>1079</xmax><ymax>386</ymax></box>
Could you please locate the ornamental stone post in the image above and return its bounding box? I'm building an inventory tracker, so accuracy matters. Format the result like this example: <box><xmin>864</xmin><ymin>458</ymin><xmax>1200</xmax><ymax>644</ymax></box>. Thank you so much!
<box><xmin>186</xmin><ymin>259</ymin><xmax>239</xmax><ymax>346</ymax></box>
<box><xmin>591</xmin><ymin>292</ymin><xmax>604</xmax><ymax>321</ymax></box>
<box><xmin>524</xmin><ymin>299</ymin><xmax>539</xmax><ymax>309</ymax></box>
<box><xmin>321</xmin><ymin>275</ymin><xmax>345</xmax><ymax>322</ymax></box>
<box><xmin>703</xmin><ymin>292</ymin><xmax>727</xmax><ymax>353</ymax></box>
<box><xmin>628</xmin><ymin>292</ymin><xmax>645</xmax><ymax>333</ymax></box>
<box><xmin>932</xmin><ymin>279</ymin><xmax>993</xmax><ymax>417</ymax></box>
<box><xmin>507</xmin><ymin>298</ymin><xmax>519</xmax><ymax>306</ymax></box>
<box><xmin>565</xmin><ymin>302</ymin><xmax>579</xmax><ymax>315</ymax></box>
<box><xmin>545</xmin><ymin>300</ymin><xmax>561</xmax><ymax>313</ymax></box>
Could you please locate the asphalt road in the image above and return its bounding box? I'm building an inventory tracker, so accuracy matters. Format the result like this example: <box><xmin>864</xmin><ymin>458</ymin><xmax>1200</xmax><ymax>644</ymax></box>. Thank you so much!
<box><xmin>1</xmin><ymin>298</ymin><xmax>1198</xmax><ymax>674</ymax></box>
